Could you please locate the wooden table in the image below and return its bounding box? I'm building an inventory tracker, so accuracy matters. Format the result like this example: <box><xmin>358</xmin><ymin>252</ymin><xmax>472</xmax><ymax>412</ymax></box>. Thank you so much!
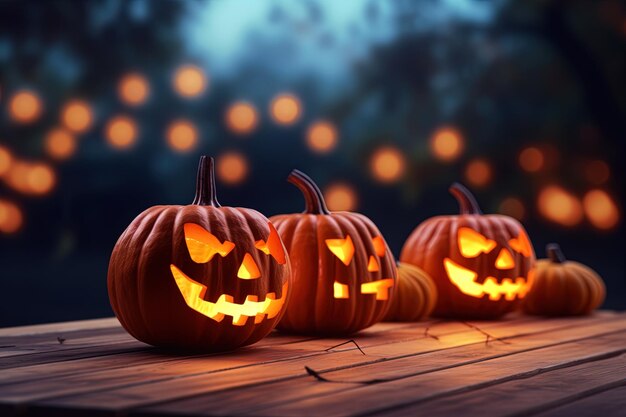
<box><xmin>1</xmin><ymin>311</ymin><xmax>624</xmax><ymax>416</ymax></box>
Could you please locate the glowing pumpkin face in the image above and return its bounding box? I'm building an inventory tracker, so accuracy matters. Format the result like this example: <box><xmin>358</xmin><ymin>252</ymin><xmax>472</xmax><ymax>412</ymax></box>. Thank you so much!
<box><xmin>327</xmin><ymin>235</ymin><xmax>394</xmax><ymax>301</ymax></box>
<box><xmin>170</xmin><ymin>222</ymin><xmax>288</xmax><ymax>326</ymax></box>
<box><xmin>400</xmin><ymin>183</ymin><xmax>535</xmax><ymax>319</ymax></box>
<box><xmin>108</xmin><ymin>156</ymin><xmax>292</xmax><ymax>351</ymax></box>
<box><xmin>444</xmin><ymin>227</ymin><xmax>533</xmax><ymax>301</ymax></box>
<box><xmin>271</xmin><ymin>170</ymin><xmax>397</xmax><ymax>335</ymax></box>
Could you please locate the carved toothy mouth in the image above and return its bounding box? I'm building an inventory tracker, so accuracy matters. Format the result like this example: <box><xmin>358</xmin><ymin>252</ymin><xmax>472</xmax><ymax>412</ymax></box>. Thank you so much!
<box><xmin>333</xmin><ymin>278</ymin><xmax>394</xmax><ymax>300</ymax></box>
<box><xmin>170</xmin><ymin>265</ymin><xmax>288</xmax><ymax>326</ymax></box>
<box><xmin>443</xmin><ymin>258</ymin><xmax>530</xmax><ymax>301</ymax></box>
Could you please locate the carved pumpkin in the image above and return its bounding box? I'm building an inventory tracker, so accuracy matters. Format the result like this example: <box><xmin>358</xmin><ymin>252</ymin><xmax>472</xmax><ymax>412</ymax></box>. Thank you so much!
<box><xmin>400</xmin><ymin>183</ymin><xmax>535</xmax><ymax>319</ymax></box>
<box><xmin>271</xmin><ymin>170</ymin><xmax>396</xmax><ymax>335</ymax></box>
<box><xmin>523</xmin><ymin>243</ymin><xmax>605</xmax><ymax>316</ymax></box>
<box><xmin>108</xmin><ymin>156</ymin><xmax>291</xmax><ymax>351</ymax></box>
<box><xmin>383</xmin><ymin>263</ymin><xmax>437</xmax><ymax>322</ymax></box>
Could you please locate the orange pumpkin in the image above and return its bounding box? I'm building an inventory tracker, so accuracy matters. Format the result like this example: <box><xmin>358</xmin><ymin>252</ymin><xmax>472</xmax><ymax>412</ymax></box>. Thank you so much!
<box><xmin>400</xmin><ymin>183</ymin><xmax>535</xmax><ymax>319</ymax></box>
<box><xmin>108</xmin><ymin>156</ymin><xmax>291</xmax><ymax>351</ymax></box>
<box><xmin>271</xmin><ymin>170</ymin><xmax>396</xmax><ymax>335</ymax></box>
<box><xmin>383</xmin><ymin>263</ymin><xmax>437</xmax><ymax>322</ymax></box>
<box><xmin>523</xmin><ymin>243</ymin><xmax>605</xmax><ymax>316</ymax></box>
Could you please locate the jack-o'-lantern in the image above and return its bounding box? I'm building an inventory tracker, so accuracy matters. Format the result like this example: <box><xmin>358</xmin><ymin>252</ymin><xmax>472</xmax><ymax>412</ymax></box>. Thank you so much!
<box><xmin>108</xmin><ymin>156</ymin><xmax>291</xmax><ymax>351</ymax></box>
<box><xmin>523</xmin><ymin>243</ymin><xmax>605</xmax><ymax>316</ymax></box>
<box><xmin>400</xmin><ymin>183</ymin><xmax>535</xmax><ymax>319</ymax></box>
<box><xmin>271</xmin><ymin>170</ymin><xmax>396</xmax><ymax>335</ymax></box>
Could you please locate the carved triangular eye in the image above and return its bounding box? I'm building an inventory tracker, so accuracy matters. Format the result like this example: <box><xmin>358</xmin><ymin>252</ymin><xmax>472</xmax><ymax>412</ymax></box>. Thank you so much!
<box><xmin>184</xmin><ymin>223</ymin><xmax>235</xmax><ymax>263</ymax></box>
<box><xmin>458</xmin><ymin>227</ymin><xmax>496</xmax><ymax>258</ymax></box>
<box><xmin>255</xmin><ymin>222</ymin><xmax>287</xmax><ymax>265</ymax></box>
<box><xmin>509</xmin><ymin>231</ymin><xmax>532</xmax><ymax>257</ymax></box>
<box><xmin>372</xmin><ymin>236</ymin><xmax>386</xmax><ymax>257</ymax></box>
<box><xmin>325</xmin><ymin>235</ymin><xmax>355</xmax><ymax>266</ymax></box>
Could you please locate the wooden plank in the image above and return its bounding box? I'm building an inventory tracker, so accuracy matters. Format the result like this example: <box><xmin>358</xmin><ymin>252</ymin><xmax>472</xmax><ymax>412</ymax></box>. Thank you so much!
<box><xmin>530</xmin><ymin>384</ymin><xmax>626</xmax><ymax>417</ymax></box>
<box><xmin>0</xmin><ymin>317</ymin><xmax>120</xmax><ymax>338</ymax></box>
<box><xmin>385</xmin><ymin>354</ymin><xmax>625</xmax><ymax>416</ymax></box>
<box><xmin>255</xmin><ymin>333</ymin><xmax>625</xmax><ymax>416</ymax></box>
<box><xmin>131</xmin><ymin>317</ymin><xmax>626</xmax><ymax>416</ymax></box>
<box><xmin>18</xmin><ymin>315</ymin><xmax>624</xmax><ymax>414</ymax></box>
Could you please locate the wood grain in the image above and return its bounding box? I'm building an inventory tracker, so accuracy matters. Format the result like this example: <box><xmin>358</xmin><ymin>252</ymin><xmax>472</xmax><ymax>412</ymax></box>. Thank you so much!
<box><xmin>0</xmin><ymin>311</ymin><xmax>623</xmax><ymax>417</ymax></box>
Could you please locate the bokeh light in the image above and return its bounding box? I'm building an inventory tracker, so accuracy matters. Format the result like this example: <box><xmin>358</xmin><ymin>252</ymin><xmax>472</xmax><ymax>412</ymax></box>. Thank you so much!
<box><xmin>499</xmin><ymin>197</ymin><xmax>526</xmax><ymax>220</ymax></box>
<box><xmin>584</xmin><ymin>160</ymin><xmax>610</xmax><ymax>185</ymax></box>
<box><xmin>61</xmin><ymin>100</ymin><xmax>93</xmax><ymax>133</ymax></box>
<box><xmin>118</xmin><ymin>73</ymin><xmax>150</xmax><ymax>106</ymax></box>
<box><xmin>26</xmin><ymin>163</ymin><xmax>56</xmax><ymax>195</ymax></box>
<box><xmin>9</xmin><ymin>90</ymin><xmax>42</xmax><ymax>124</ymax></box>
<box><xmin>225</xmin><ymin>101</ymin><xmax>258</xmax><ymax>135</ymax></box>
<box><xmin>430</xmin><ymin>127</ymin><xmax>464</xmax><ymax>162</ymax></box>
<box><xmin>464</xmin><ymin>158</ymin><xmax>492</xmax><ymax>188</ymax></box>
<box><xmin>537</xmin><ymin>185</ymin><xmax>583</xmax><ymax>227</ymax></box>
<box><xmin>44</xmin><ymin>128</ymin><xmax>76</xmax><ymax>160</ymax></box>
<box><xmin>324</xmin><ymin>183</ymin><xmax>358</xmax><ymax>211</ymax></box>
<box><xmin>0</xmin><ymin>145</ymin><xmax>13</xmax><ymax>176</ymax></box>
<box><xmin>173</xmin><ymin>65</ymin><xmax>207</xmax><ymax>98</ymax></box>
<box><xmin>306</xmin><ymin>120</ymin><xmax>338</xmax><ymax>154</ymax></box>
<box><xmin>105</xmin><ymin>116</ymin><xmax>139</xmax><ymax>149</ymax></box>
<box><xmin>0</xmin><ymin>199</ymin><xmax>23</xmax><ymax>234</ymax></box>
<box><xmin>370</xmin><ymin>146</ymin><xmax>406</xmax><ymax>183</ymax></box>
<box><xmin>166</xmin><ymin>120</ymin><xmax>198</xmax><ymax>152</ymax></box>
<box><xmin>583</xmin><ymin>189</ymin><xmax>619</xmax><ymax>230</ymax></box>
<box><xmin>270</xmin><ymin>93</ymin><xmax>301</xmax><ymax>125</ymax></box>
<box><xmin>519</xmin><ymin>147</ymin><xmax>545</xmax><ymax>172</ymax></box>
<box><xmin>216</xmin><ymin>152</ymin><xmax>248</xmax><ymax>185</ymax></box>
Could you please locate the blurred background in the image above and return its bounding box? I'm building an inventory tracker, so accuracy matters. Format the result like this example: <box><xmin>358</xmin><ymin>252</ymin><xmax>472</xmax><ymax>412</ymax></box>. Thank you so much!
<box><xmin>0</xmin><ymin>0</ymin><xmax>624</xmax><ymax>327</ymax></box>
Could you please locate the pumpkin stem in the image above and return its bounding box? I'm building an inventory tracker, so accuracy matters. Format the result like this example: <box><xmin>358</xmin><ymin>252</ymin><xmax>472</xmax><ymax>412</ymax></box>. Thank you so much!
<box><xmin>192</xmin><ymin>156</ymin><xmax>221</xmax><ymax>207</ymax></box>
<box><xmin>546</xmin><ymin>243</ymin><xmax>566</xmax><ymax>263</ymax></box>
<box><xmin>449</xmin><ymin>182</ymin><xmax>482</xmax><ymax>215</ymax></box>
<box><xmin>287</xmin><ymin>170</ymin><xmax>330</xmax><ymax>215</ymax></box>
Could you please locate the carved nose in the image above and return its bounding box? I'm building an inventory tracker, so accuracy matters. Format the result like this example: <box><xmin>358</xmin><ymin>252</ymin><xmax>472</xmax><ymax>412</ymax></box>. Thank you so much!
<box><xmin>237</xmin><ymin>253</ymin><xmax>261</xmax><ymax>279</ymax></box>
<box><xmin>367</xmin><ymin>255</ymin><xmax>380</xmax><ymax>272</ymax></box>
<box><xmin>495</xmin><ymin>248</ymin><xmax>515</xmax><ymax>270</ymax></box>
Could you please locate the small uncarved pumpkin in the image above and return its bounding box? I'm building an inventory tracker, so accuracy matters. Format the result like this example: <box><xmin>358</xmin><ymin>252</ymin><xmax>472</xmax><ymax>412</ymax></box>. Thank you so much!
<box><xmin>523</xmin><ymin>244</ymin><xmax>605</xmax><ymax>316</ymax></box>
<box><xmin>384</xmin><ymin>263</ymin><xmax>437</xmax><ymax>322</ymax></box>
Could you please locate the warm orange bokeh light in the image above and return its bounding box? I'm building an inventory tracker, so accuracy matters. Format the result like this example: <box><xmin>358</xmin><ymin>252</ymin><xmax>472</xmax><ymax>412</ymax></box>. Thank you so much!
<box><xmin>105</xmin><ymin>116</ymin><xmax>138</xmax><ymax>149</ymax></box>
<box><xmin>118</xmin><ymin>73</ymin><xmax>150</xmax><ymax>106</ymax></box>
<box><xmin>464</xmin><ymin>159</ymin><xmax>492</xmax><ymax>188</ymax></box>
<box><xmin>370</xmin><ymin>146</ymin><xmax>406</xmax><ymax>183</ymax></box>
<box><xmin>225</xmin><ymin>102</ymin><xmax>258</xmax><ymax>135</ymax></box>
<box><xmin>26</xmin><ymin>163</ymin><xmax>56</xmax><ymax>195</ymax></box>
<box><xmin>173</xmin><ymin>65</ymin><xmax>207</xmax><ymax>98</ymax></box>
<box><xmin>538</xmin><ymin>186</ymin><xmax>583</xmax><ymax>227</ymax></box>
<box><xmin>306</xmin><ymin>121</ymin><xmax>338</xmax><ymax>153</ymax></box>
<box><xmin>166</xmin><ymin>120</ymin><xmax>198</xmax><ymax>152</ymax></box>
<box><xmin>583</xmin><ymin>190</ymin><xmax>619</xmax><ymax>230</ymax></box>
<box><xmin>519</xmin><ymin>147</ymin><xmax>545</xmax><ymax>172</ymax></box>
<box><xmin>9</xmin><ymin>90</ymin><xmax>42</xmax><ymax>124</ymax></box>
<box><xmin>0</xmin><ymin>199</ymin><xmax>23</xmax><ymax>234</ymax></box>
<box><xmin>324</xmin><ymin>183</ymin><xmax>358</xmax><ymax>211</ymax></box>
<box><xmin>45</xmin><ymin>128</ymin><xmax>76</xmax><ymax>160</ymax></box>
<box><xmin>584</xmin><ymin>160</ymin><xmax>610</xmax><ymax>185</ymax></box>
<box><xmin>61</xmin><ymin>100</ymin><xmax>93</xmax><ymax>133</ymax></box>
<box><xmin>499</xmin><ymin>197</ymin><xmax>526</xmax><ymax>220</ymax></box>
<box><xmin>216</xmin><ymin>152</ymin><xmax>248</xmax><ymax>185</ymax></box>
<box><xmin>0</xmin><ymin>145</ymin><xmax>13</xmax><ymax>177</ymax></box>
<box><xmin>430</xmin><ymin>127</ymin><xmax>464</xmax><ymax>162</ymax></box>
<box><xmin>270</xmin><ymin>93</ymin><xmax>301</xmax><ymax>125</ymax></box>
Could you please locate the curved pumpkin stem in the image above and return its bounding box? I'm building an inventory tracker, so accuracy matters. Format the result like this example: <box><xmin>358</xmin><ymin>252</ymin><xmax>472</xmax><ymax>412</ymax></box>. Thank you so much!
<box><xmin>192</xmin><ymin>156</ymin><xmax>221</xmax><ymax>207</ymax></box>
<box><xmin>449</xmin><ymin>182</ymin><xmax>482</xmax><ymax>215</ymax></box>
<box><xmin>288</xmin><ymin>170</ymin><xmax>330</xmax><ymax>215</ymax></box>
<box><xmin>546</xmin><ymin>243</ymin><xmax>566</xmax><ymax>264</ymax></box>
